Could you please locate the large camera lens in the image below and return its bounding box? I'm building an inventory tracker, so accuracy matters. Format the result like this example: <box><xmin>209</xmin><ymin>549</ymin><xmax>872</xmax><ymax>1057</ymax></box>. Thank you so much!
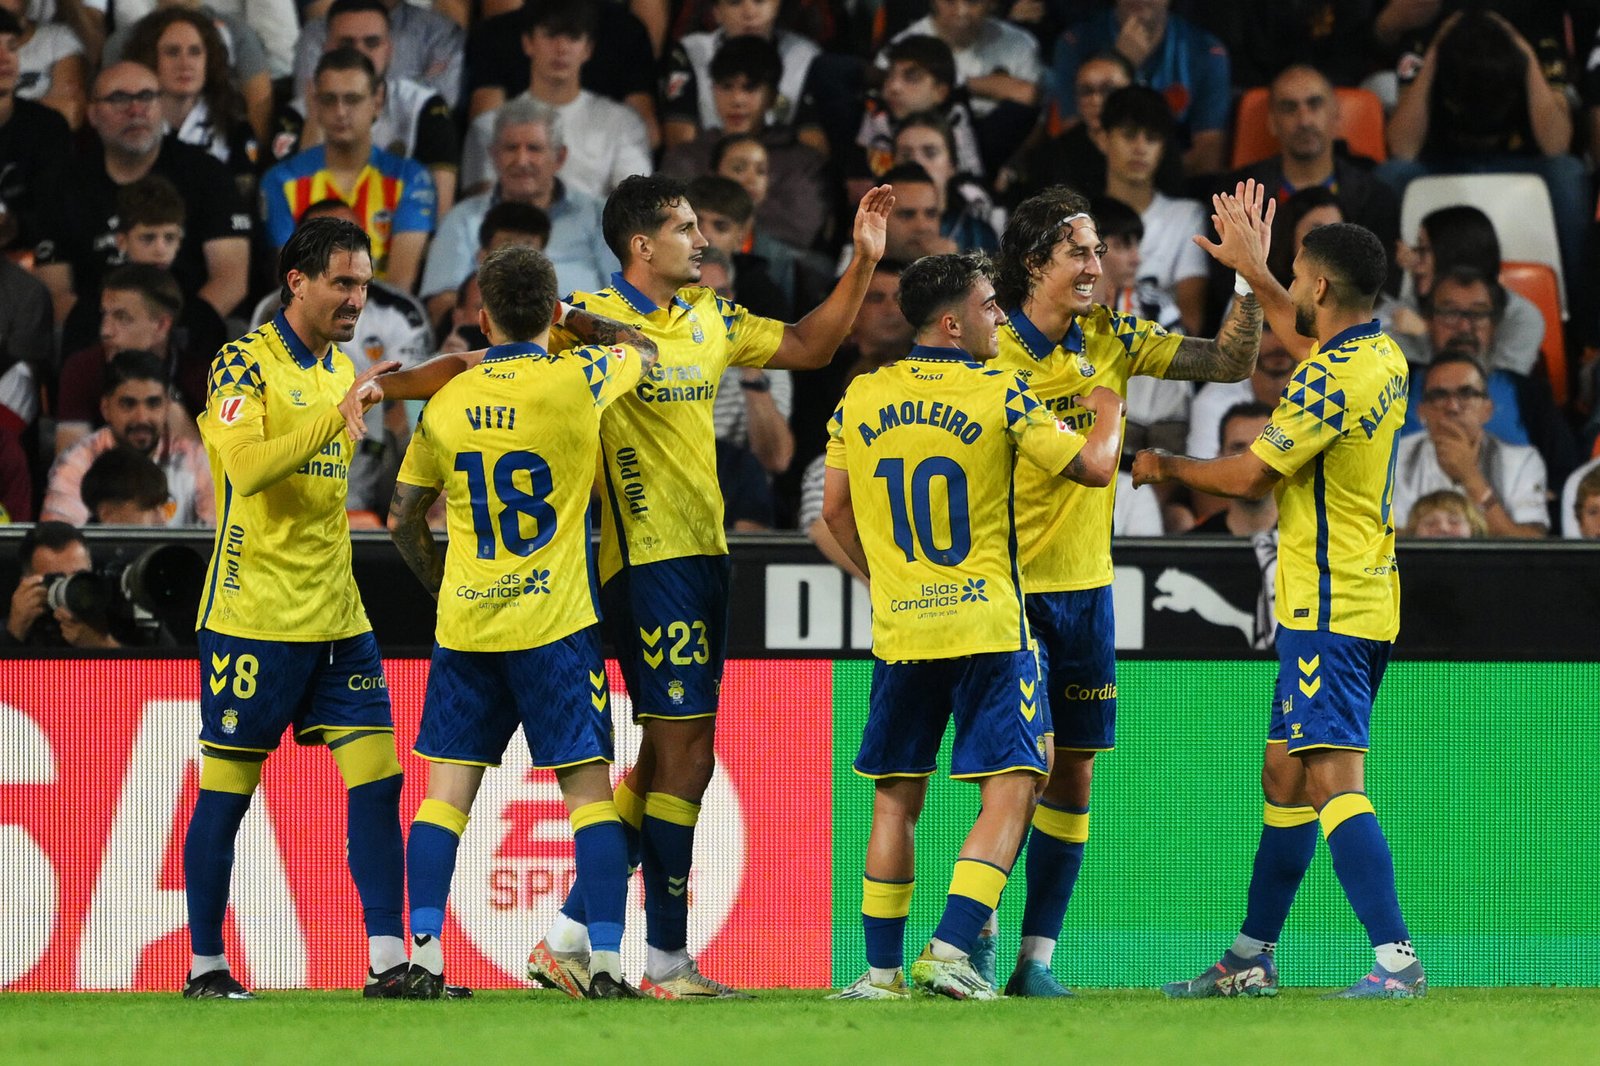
<box><xmin>43</xmin><ymin>571</ymin><xmax>114</xmax><ymax>629</ymax></box>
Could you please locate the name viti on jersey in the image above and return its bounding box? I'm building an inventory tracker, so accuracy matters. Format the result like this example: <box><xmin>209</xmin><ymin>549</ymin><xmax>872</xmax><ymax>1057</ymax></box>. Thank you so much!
<box><xmin>857</xmin><ymin>398</ymin><xmax>984</xmax><ymax>446</ymax></box>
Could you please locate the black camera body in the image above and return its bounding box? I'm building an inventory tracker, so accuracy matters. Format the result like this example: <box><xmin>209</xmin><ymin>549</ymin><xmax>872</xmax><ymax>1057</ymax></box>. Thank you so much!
<box><xmin>39</xmin><ymin>545</ymin><xmax>206</xmax><ymax>646</ymax></box>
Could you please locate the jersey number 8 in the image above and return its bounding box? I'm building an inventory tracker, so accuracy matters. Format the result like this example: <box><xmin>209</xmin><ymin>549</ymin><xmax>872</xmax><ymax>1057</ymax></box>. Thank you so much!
<box><xmin>455</xmin><ymin>450</ymin><xmax>557</xmax><ymax>558</ymax></box>
<box><xmin>874</xmin><ymin>455</ymin><xmax>972</xmax><ymax>565</ymax></box>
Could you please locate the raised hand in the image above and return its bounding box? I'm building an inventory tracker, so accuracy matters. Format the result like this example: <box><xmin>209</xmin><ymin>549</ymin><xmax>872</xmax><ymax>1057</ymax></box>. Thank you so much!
<box><xmin>853</xmin><ymin>184</ymin><xmax>895</xmax><ymax>265</ymax></box>
<box><xmin>340</xmin><ymin>358</ymin><xmax>400</xmax><ymax>441</ymax></box>
<box><xmin>1193</xmin><ymin>180</ymin><xmax>1275</xmax><ymax>276</ymax></box>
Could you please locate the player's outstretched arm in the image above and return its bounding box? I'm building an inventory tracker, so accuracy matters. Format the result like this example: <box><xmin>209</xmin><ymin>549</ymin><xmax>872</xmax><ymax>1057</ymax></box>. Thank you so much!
<box><xmin>1060</xmin><ymin>385</ymin><xmax>1125</xmax><ymax>488</ymax></box>
<box><xmin>1132</xmin><ymin>447</ymin><xmax>1279</xmax><ymax>500</ymax></box>
<box><xmin>768</xmin><ymin>185</ymin><xmax>894</xmax><ymax>371</ymax></box>
<box><xmin>218</xmin><ymin>359</ymin><xmax>400</xmax><ymax>496</ymax></box>
<box><xmin>388</xmin><ymin>480</ymin><xmax>445</xmax><ymax>598</ymax></box>
<box><xmin>821</xmin><ymin>465</ymin><xmax>871</xmax><ymax>580</ymax></box>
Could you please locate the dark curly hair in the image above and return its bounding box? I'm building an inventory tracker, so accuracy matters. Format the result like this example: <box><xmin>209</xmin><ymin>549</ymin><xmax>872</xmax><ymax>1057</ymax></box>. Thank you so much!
<box><xmin>897</xmin><ymin>251</ymin><xmax>993</xmax><ymax>332</ymax></box>
<box><xmin>124</xmin><ymin>8</ymin><xmax>246</xmax><ymax>135</ymax></box>
<box><xmin>994</xmin><ymin>185</ymin><xmax>1092</xmax><ymax>308</ymax></box>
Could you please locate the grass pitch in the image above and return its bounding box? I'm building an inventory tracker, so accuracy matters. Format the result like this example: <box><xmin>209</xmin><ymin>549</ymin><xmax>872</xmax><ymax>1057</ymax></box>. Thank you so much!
<box><xmin>4</xmin><ymin>989</ymin><xmax>1597</xmax><ymax>1066</ymax></box>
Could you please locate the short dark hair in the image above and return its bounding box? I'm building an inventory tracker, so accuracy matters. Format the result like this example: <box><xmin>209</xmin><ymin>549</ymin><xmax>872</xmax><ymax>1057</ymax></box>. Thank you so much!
<box><xmin>18</xmin><ymin>521</ymin><xmax>85</xmax><ymax>573</ymax></box>
<box><xmin>710</xmin><ymin>34</ymin><xmax>781</xmax><ymax>93</ymax></box>
<box><xmin>103</xmin><ymin>263</ymin><xmax>183</xmax><ymax>321</ymax></box>
<box><xmin>1219</xmin><ymin>400</ymin><xmax>1276</xmax><ymax>450</ymax></box>
<box><xmin>300</xmin><ymin>198</ymin><xmax>356</xmax><ymax>222</ymax></box>
<box><xmin>995</xmin><ymin>185</ymin><xmax>1092</xmax><ymax>308</ymax></box>
<box><xmin>81</xmin><ymin>446</ymin><xmax>169</xmax><ymax>519</ymax></box>
<box><xmin>523</xmin><ymin>0</ymin><xmax>598</xmax><ymax>40</ymax></box>
<box><xmin>879</xmin><ymin>161</ymin><xmax>937</xmax><ymax>191</ymax></box>
<box><xmin>116</xmin><ymin>174</ymin><xmax>185</xmax><ymax>231</ymax></box>
<box><xmin>103</xmin><ymin>350</ymin><xmax>167</xmax><ymax>395</ymax></box>
<box><xmin>1299</xmin><ymin>221</ymin><xmax>1387</xmax><ymax>305</ymax></box>
<box><xmin>327</xmin><ymin>0</ymin><xmax>390</xmax><ymax>27</ymax></box>
<box><xmin>895</xmin><ymin>109</ymin><xmax>956</xmax><ymax>156</ymax></box>
<box><xmin>1425</xmin><ymin>350</ymin><xmax>1488</xmax><ymax>389</ymax></box>
<box><xmin>897</xmin><ymin>252</ymin><xmax>993</xmax><ymax>332</ymax></box>
<box><xmin>710</xmin><ymin>131</ymin><xmax>765</xmax><ymax>175</ymax></box>
<box><xmin>686</xmin><ymin>174</ymin><xmax>754</xmax><ymax>224</ymax></box>
<box><xmin>602</xmin><ymin>173</ymin><xmax>688</xmax><ymax>263</ymax></box>
<box><xmin>478</xmin><ymin>201</ymin><xmax>552</xmax><ymax>250</ymax></box>
<box><xmin>1426</xmin><ymin>264</ymin><xmax>1506</xmax><ymax>321</ymax></box>
<box><xmin>1100</xmin><ymin>85</ymin><xmax>1175</xmax><ymax>142</ymax></box>
<box><xmin>278</xmin><ymin>216</ymin><xmax>371</xmax><ymax>304</ymax></box>
<box><xmin>477</xmin><ymin>245</ymin><xmax>559</xmax><ymax>343</ymax></box>
<box><xmin>1089</xmin><ymin>195</ymin><xmax>1142</xmax><ymax>243</ymax></box>
<box><xmin>314</xmin><ymin>46</ymin><xmax>378</xmax><ymax>93</ymax></box>
<box><xmin>1282</xmin><ymin>185</ymin><xmax>1341</xmax><ymax>232</ymax></box>
<box><xmin>885</xmin><ymin>35</ymin><xmax>956</xmax><ymax>90</ymax></box>
<box><xmin>0</xmin><ymin>9</ymin><xmax>21</xmax><ymax>36</ymax></box>
<box><xmin>1420</xmin><ymin>205</ymin><xmax>1503</xmax><ymax>279</ymax></box>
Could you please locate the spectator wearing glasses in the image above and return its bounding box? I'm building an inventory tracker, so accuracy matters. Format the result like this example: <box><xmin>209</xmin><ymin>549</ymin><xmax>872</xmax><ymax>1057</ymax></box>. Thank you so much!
<box><xmin>1392</xmin><ymin>352</ymin><xmax>1548</xmax><ymax>538</ymax></box>
<box><xmin>33</xmin><ymin>61</ymin><xmax>251</xmax><ymax>324</ymax></box>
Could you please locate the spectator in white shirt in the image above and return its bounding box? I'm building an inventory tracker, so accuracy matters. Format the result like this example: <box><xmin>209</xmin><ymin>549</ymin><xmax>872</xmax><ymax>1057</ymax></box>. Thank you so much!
<box><xmin>1392</xmin><ymin>353</ymin><xmax>1548</xmax><ymax>538</ymax></box>
<box><xmin>460</xmin><ymin>0</ymin><xmax>651</xmax><ymax>202</ymax></box>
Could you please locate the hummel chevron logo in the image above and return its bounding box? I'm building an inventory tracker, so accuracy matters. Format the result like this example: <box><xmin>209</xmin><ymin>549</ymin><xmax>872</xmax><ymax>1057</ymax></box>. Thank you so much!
<box><xmin>1297</xmin><ymin>654</ymin><xmax>1320</xmax><ymax>698</ymax></box>
<box><xmin>1298</xmin><ymin>655</ymin><xmax>1320</xmax><ymax>674</ymax></box>
<box><xmin>667</xmin><ymin>876</ymin><xmax>688</xmax><ymax>897</ymax></box>
<box><xmin>209</xmin><ymin>674</ymin><xmax>227</xmax><ymax>695</ymax></box>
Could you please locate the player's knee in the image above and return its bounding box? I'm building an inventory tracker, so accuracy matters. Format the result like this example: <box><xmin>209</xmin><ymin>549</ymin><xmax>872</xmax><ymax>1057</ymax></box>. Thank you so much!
<box><xmin>1043</xmin><ymin>751</ymin><xmax>1094</xmax><ymax>807</ymax></box>
<box><xmin>328</xmin><ymin>730</ymin><xmax>403</xmax><ymax>789</ymax></box>
<box><xmin>199</xmin><ymin>752</ymin><xmax>264</xmax><ymax>796</ymax></box>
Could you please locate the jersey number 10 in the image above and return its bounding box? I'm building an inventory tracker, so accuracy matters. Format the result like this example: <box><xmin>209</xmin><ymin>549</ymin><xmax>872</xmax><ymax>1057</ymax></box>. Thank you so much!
<box><xmin>874</xmin><ymin>456</ymin><xmax>972</xmax><ymax>566</ymax></box>
<box><xmin>455</xmin><ymin>450</ymin><xmax>557</xmax><ymax>558</ymax></box>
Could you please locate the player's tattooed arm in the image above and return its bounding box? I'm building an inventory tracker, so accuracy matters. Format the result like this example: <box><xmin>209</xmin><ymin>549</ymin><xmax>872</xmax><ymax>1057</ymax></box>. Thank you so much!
<box><xmin>388</xmin><ymin>482</ymin><xmax>445</xmax><ymax>598</ymax></box>
<box><xmin>1164</xmin><ymin>294</ymin><xmax>1263</xmax><ymax>383</ymax></box>
<box><xmin>562</xmin><ymin>305</ymin><xmax>660</xmax><ymax>375</ymax></box>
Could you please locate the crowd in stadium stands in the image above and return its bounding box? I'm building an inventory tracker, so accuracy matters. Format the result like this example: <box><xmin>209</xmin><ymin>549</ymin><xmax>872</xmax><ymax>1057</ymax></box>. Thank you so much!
<box><xmin>4</xmin><ymin>0</ymin><xmax>1600</xmax><ymax>546</ymax></box>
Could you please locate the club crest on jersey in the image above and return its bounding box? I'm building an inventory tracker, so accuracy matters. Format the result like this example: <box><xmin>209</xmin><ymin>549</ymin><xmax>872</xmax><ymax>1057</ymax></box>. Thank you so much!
<box><xmin>220</xmin><ymin>709</ymin><xmax>239</xmax><ymax>734</ymax></box>
<box><xmin>1077</xmin><ymin>356</ymin><xmax>1096</xmax><ymax>377</ymax></box>
<box><xmin>667</xmin><ymin>680</ymin><xmax>685</xmax><ymax>705</ymax></box>
<box><xmin>688</xmin><ymin>311</ymin><xmax>704</xmax><ymax>344</ymax></box>
<box><xmin>218</xmin><ymin>396</ymin><xmax>245</xmax><ymax>424</ymax></box>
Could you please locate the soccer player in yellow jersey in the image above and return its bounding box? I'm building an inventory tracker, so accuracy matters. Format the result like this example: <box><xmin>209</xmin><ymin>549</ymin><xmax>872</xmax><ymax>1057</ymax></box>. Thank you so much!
<box><xmin>184</xmin><ymin>218</ymin><xmax>406</xmax><ymax>1000</ymax></box>
<box><xmin>513</xmin><ymin>175</ymin><xmax>893</xmax><ymax>999</ymax></box>
<box><xmin>822</xmin><ymin>253</ymin><xmax>1126</xmax><ymax>1000</ymax></box>
<box><xmin>1136</xmin><ymin>202</ymin><xmax>1424</xmax><ymax>999</ymax></box>
<box><xmin>985</xmin><ymin>184</ymin><xmax>1269</xmax><ymax>997</ymax></box>
<box><xmin>385</xmin><ymin>246</ymin><xmax>652</xmax><ymax>1000</ymax></box>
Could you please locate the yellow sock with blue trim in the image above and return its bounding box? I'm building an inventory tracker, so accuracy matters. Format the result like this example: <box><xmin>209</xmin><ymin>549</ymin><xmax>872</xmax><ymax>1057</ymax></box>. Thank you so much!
<box><xmin>1320</xmin><ymin>792</ymin><xmax>1410</xmax><ymax>950</ymax></box>
<box><xmin>931</xmin><ymin>858</ymin><xmax>1009</xmax><ymax>959</ymax></box>
<box><xmin>408</xmin><ymin>798</ymin><xmax>469</xmax><ymax>953</ymax></box>
<box><xmin>862</xmin><ymin>876</ymin><xmax>914</xmax><ymax>976</ymax></box>
<box><xmin>641</xmin><ymin>792</ymin><xmax>700</xmax><ymax>952</ymax></box>
<box><xmin>1233</xmin><ymin>802</ymin><xmax>1318</xmax><ymax>958</ymax></box>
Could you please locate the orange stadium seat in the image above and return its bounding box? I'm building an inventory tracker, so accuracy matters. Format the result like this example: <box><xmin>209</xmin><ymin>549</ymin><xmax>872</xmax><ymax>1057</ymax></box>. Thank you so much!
<box><xmin>1500</xmin><ymin>261</ymin><xmax>1568</xmax><ymax>407</ymax></box>
<box><xmin>1230</xmin><ymin>86</ymin><xmax>1388</xmax><ymax>169</ymax></box>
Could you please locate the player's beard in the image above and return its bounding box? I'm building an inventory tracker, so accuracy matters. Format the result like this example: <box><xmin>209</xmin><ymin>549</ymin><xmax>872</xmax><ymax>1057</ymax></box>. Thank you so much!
<box><xmin>330</xmin><ymin>308</ymin><xmax>360</xmax><ymax>341</ymax></box>
<box><xmin>1293</xmin><ymin>298</ymin><xmax>1315</xmax><ymax>339</ymax></box>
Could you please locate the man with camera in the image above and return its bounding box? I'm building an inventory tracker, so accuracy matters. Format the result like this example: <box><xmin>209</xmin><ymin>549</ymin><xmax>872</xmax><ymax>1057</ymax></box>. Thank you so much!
<box><xmin>3</xmin><ymin>521</ymin><xmax>120</xmax><ymax>649</ymax></box>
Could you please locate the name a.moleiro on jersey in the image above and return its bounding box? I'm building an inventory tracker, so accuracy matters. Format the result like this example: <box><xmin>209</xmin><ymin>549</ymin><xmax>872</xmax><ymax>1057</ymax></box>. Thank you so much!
<box><xmin>857</xmin><ymin>400</ymin><xmax>983</xmax><ymax>446</ymax></box>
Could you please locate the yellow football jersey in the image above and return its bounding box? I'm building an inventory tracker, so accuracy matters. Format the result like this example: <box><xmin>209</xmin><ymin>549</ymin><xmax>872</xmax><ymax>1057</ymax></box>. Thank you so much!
<box><xmin>550</xmin><ymin>274</ymin><xmax>785</xmax><ymax>582</ymax></box>
<box><xmin>995</xmin><ymin>304</ymin><xmax>1182</xmax><ymax>591</ymax></box>
<box><xmin>197</xmin><ymin>313</ymin><xmax>368</xmax><ymax>641</ymax></box>
<box><xmin>396</xmin><ymin>341</ymin><xmax>644</xmax><ymax>652</ymax></box>
<box><xmin>1250</xmin><ymin>321</ymin><xmax>1408</xmax><ymax>641</ymax></box>
<box><xmin>826</xmin><ymin>345</ymin><xmax>1088</xmax><ymax>661</ymax></box>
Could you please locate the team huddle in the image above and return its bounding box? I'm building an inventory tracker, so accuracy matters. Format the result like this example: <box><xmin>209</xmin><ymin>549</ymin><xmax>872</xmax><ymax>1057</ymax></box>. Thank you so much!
<box><xmin>183</xmin><ymin>171</ymin><xmax>1424</xmax><ymax>1002</ymax></box>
